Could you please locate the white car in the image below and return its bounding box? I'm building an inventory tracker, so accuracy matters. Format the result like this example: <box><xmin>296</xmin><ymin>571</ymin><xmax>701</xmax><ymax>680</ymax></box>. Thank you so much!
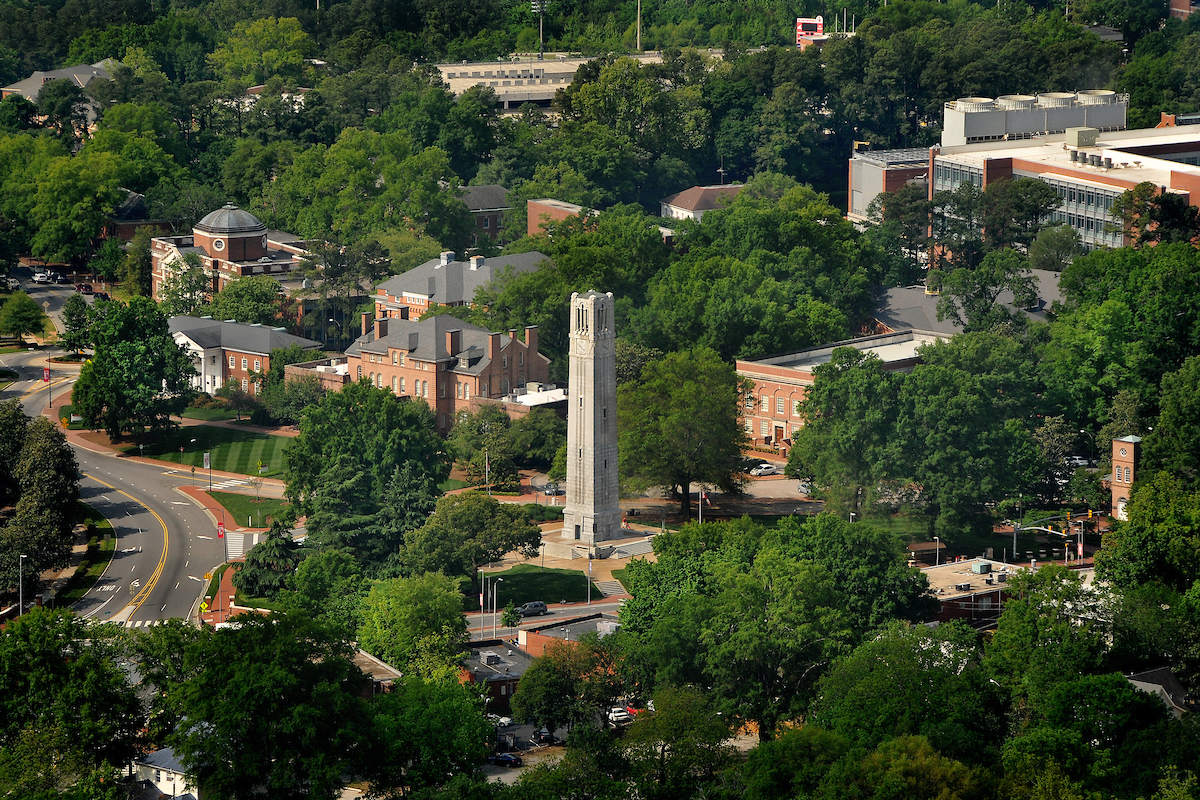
<box><xmin>32</xmin><ymin>272</ymin><xmax>50</xmax><ymax>283</ymax></box>
<box><xmin>749</xmin><ymin>464</ymin><xmax>779</xmax><ymax>476</ymax></box>
<box><xmin>487</xmin><ymin>713</ymin><xmax>513</xmax><ymax>728</ymax></box>
<box><xmin>4</xmin><ymin>276</ymin><xmax>18</xmax><ymax>290</ymax></box>
<box><xmin>608</xmin><ymin>707</ymin><xmax>633</xmax><ymax>724</ymax></box>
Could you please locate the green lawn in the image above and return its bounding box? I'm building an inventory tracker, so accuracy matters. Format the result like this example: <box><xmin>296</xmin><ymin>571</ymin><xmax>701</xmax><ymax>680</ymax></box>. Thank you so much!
<box><xmin>205</xmin><ymin>563</ymin><xmax>229</xmax><ymax>599</ymax></box>
<box><xmin>462</xmin><ymin>563</ymin><xmax>601</xmax><ymax>611</ymax></box>
<box><xmin>182</xmin><ymin>406</ymin><xmax>239</xmax><ymax>421</ymax></box>
<box><xmin>209</xmin><ymin>490</ymin><xmax>290</xmax><ymax>529</ymax></box>
<box><xmin>438</xmin><ymin>478</ymin><xmax>470</xmax><ymax>491</ymax></box>
<box><xmin>59</xmin><ymin>503</ymin><xmax>116</xmax><ymax>606</ymax></box>
<box><xmin>0</xmin><ymin>345</ymin><xmax>24</xmax><ymax>355</ymax></box>
<box><xmin>0</xmin><ymin>368</ymin><xmax>16</xmax><ymax>390</ymax></box>
<box><xmin>124</xmin><ymin>426</ymin><xmax>289</xmax><ymax>477</ymax></box>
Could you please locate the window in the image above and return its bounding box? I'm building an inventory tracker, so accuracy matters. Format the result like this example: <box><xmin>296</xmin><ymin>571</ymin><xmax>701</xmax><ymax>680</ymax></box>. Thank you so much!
<box><xmin>502</xmin><ymin>378</ymin><xmax>510</xmax><ymax>393</ymax></box>
<box><xmin>392</xmin><ymin>376</ymin><xmax>398</xmax><ymax>393</ymax></box>
<box><xmin>376</xmin><ymin>374</ymin><xmax>382</xmax><ymax>388</ymax></box>
<box><xmin>480</xmin><ymin>383</ymin><xmax>487</xmax><ymax>397</ymax></box>
<box><xmin>357</xmin><ymin>366</ymin><xmax>362</xmax><ymax>379</ymax></box>
<box><xmin>228</xmin><ymin>355</ymin><xmax>234</xmax><ymax>368</ymax></box>
<box><xmin>792</xmin><ymin>424</ymin><xmax>801</xmax><ymax>435</ymax></box>
<box><xmin>775</xmin><ymin>397</ymin><xmax>785</xmax><ymax>415</ymax></box>
<box><xmin>794</xmin><ymin>401</ymin><xmax>802</xmax><ymax>417</ymax></box>
<box><xmin>392</xmin><ymin>352</ymin><xmax>398</xmax><ymax>365</ymax></box>
<box><xmin>761</xmin><ymin>395</ymin><xmax>770</xmax><ymax>412</ymax></box>
<box><xmin>211</xmin><ymin>355</ymin><xmax>217</xmax><ymax>364</ymax></box>
<box><xmin>241</xmin><ymin>357</ymin><xmax>248</xmax><ymax>370</ymax></box>
<box><xmin>400</xmin><ymin>377</ymin><xmax>406</xmax><ymax>394</ymax></box>
<box><xmin>760</xmin><ymin>421</ymin><xmax>769</xmax><ymax>436</ymax></box>
<box><xmin>1124</xmin><ymin>466</ymin><xmax>1131</xmax><ymax>482</ymax></box>
<box><xmin>519</xmin><ymin>352</ymin><xmax>524</xmax><ymax>366</ymax></box>
<box><xmin>399</xmin><ymin>354</ymin><xmax>405</xmax><ymax>366</ymax></box>
<box><xmin>745</xmin><ymin>418</ymin><xmax>753</xmax><ymax>432</ymax></box>
<box><xmin>503</xmin><ymin>356</ymin><xmax>508</xmax><ymax>368</ymax></box>
<box><xmin>422</xmin><ymin>381</ymin><xmax>428</xmax><ymax>397</ymax></box>
<box><xmin>242</xmin><ymin>378</ymin><xmax>248</xmax><ymax>391</ymax></box>
<box><xmin>440</xmin><ymin>414</ymin><xmax>446</xmax><ymax>428</ymax></box>
<box><xmin>254</xmin><ymin>359</ymin><xmax>261</xmax><ymax>372</ymax></box>
<box><xmin>464</xmin><ymin>383</ymin><xmax>470</xmax><ymax>399</ymax></box>
<box><xmin>483</xmin><ymin>216</ymin><xmax>490</xmax><ymax>228</ymax></box>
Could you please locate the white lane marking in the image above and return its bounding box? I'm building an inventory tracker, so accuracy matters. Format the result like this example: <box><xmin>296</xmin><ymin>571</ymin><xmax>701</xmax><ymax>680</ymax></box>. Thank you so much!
<box><xmin>197</xmin><ymin>535</ymin><xmax>212</xmax><ymax>540</ymax></box>
<box><xmin>188</xmin><ymin>575</ymin><xmax>203</xmax><ymax>582</ymax></box>
<box><xmin>171</xmin><ymin>501</ymin><xmax>189</xmax><ymax>505</ymax></box>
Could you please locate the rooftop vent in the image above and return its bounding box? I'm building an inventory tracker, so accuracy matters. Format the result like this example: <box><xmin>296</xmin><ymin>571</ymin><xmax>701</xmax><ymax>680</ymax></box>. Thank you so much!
<box><xmin>1076</xmin><ymin>89</ymin><xmax>1117</xmax><ymax>105</ymax></box>
<box><xmin>1038</xmin><ymin>92</ymin><xmax>1076</xmax><ymax>108</ymax></box>
<box><xmin>955</xmin><ymin>97</ymin><xmax>995</xmax><ymax>112</ymax></box>
<box><xmin>996</xmin><ymin>94</ymin><xmax>1036</xmax><ymax>110</ymax></box>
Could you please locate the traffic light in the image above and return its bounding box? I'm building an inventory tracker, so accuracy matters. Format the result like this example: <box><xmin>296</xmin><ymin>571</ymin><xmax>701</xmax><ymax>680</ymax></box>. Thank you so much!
<box><xmin>1088</xmin><ymin>509</ymin><xmax>1093</xmax><ymax>519</ymax></box>
<box><xmin>1066</xmin><ymin>510</ymin><xmax>1072</xmax><ymax>522</ymax></box>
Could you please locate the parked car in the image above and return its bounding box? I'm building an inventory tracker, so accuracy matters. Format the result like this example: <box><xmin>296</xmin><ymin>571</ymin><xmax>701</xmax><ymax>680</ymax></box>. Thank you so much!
<box><xmin>608</xmin><ymin>707</ymin><xmax>633</xmax><ymax>724</ymax></box>
<box><xmin>543</xmin><ymin>483</ymin><xmax>563</xmax><ymax>496</ymax></box>
<box><xmin>75</xmin><ymin>283</ymin><xmax>93</xmax><ymax>294</ymax></box>
<box><xmin>52</xmin><ymin>272</ymin><xmax>69</xmax><ymax>284</ymax></box>
<box><xmin>530</xmin><ymin>729</ymin><xmax>555</xmax><ymax>745</ymax></box>
<box><xmin>1064</xmin><ymin>455</ymin><xmax>1090</xmax><ymax>468</ymax></box>
<box><xmin>487</xmin><ymin>713</ymin><xmax>513</xmax><ymax>728</ymax></box>
<box><xmin>4</xmin><ymin>276</ymin><xmax>18</xmax><ymax>290</ymax></box>
<box><xmin>518</xmin><ymin>600</ymin><xmax>548</xmax><ymax>617</ymax></box>
<box><xmin>486</xmin><ymin>753</ymin><xmax>523</xmax><ymax>767</ymax></box>
<box><xmin>93</xmin><ymin>291</ymin><xmax>111</xmax><ymax>301</ymax></box>
<box><xmin>32</xmin><ymin>272</ymin><xmax>50</xmax><ymax>283</ymax></box>
<box><xmin>749</xmin><ymin>464</ymin><xmax>779</xmax><ymax>476</ymax></box>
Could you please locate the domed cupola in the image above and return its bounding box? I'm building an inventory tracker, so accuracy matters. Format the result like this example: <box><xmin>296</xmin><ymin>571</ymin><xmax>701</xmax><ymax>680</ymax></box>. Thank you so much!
<box><xmin>193</xmin><ymin>203</ymin><xmax>269</xmax><ymax>261</ymax></box>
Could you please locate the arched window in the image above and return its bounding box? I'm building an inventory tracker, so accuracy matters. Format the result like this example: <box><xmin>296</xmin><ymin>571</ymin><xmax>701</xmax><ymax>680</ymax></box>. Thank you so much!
<box><xmin>400</xmin><ymin>377</ymin><xmax>406</xmax><ymax>394</ymax></box>
<box><xmin>392</xmin><ymin>376</ymin><xmax>398</xmax><ymax>393</ymax></box>
<box><xmin>502</xmin><ymin>378</ymin><xmax>510</xmax><ymax>394</ymax></box>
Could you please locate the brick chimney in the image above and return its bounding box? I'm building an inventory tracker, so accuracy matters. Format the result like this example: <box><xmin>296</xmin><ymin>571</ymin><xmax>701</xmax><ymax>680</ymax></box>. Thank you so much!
<box><xmin>488</xmin><ymin>332</ymin><xmax>502</xmax><ymax>361</ymax></box>
<box><xmin>361</xmin><ymin>313</ymin><xmax>370</xmax><ymax>336</ymax></box>
<box><xmin>524</xmin><ymin>325</ymin><xmax>538</xmax><ymax>355</ymax></box>
<box><xmin>374</xmin><ymin>318</ymin><xmax>389</xmax><ymax>340</ymax></box>
<box><xmin>445</xmin><ymin>328</ymin><xmax>461</xmax><ymax>357</ymax></box>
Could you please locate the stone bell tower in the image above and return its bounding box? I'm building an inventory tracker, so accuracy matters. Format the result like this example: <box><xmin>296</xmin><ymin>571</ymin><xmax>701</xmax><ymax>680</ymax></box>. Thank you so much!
<box><xmin>562</xmin><ymin>291</ymin><xmax>620</xmax><ymax>548</ymax></box>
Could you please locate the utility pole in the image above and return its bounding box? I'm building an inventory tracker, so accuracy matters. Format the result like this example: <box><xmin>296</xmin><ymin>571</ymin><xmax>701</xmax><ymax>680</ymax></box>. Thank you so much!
<box><xmin>636</xmin><ymin>0</ymin><xmax>641</xmax><ymax>51</ymax></box>
<box><xmin>18</xmin><ymin>554</ymin><xmax>26</xmax><ymax>617</ymax></box>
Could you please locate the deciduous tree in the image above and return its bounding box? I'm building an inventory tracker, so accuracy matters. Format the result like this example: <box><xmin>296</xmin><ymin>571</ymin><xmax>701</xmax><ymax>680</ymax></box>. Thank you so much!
<box><xmin>403</xmin><ymin>491</ymin><xmax>541</xmax><ymax>585</ymax></box>
<box><xmin>357</xmin><ymin>571</ymin><xmax>468</xmax><ymax>673</ymax></box>
<box><xmin>0</xmin><ymin>292</ymin><xmax>46</xmax><ymax>342</ymax></box>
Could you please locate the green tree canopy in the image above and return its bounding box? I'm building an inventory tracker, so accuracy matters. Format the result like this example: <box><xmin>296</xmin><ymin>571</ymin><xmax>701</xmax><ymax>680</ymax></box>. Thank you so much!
<box><xmin>0</xmin><ymin>292</ymin><xmax>46</xmax><ymax>342</ymax></box>
<box><xmin>403</xmin><ymin>491</ymin><xmax>541</xmax><ymax>586</ymax></box>
<box><xmin>357</xmin><ymin>571</ymin><xmax>468</xmax><ymax>674</ymax></box>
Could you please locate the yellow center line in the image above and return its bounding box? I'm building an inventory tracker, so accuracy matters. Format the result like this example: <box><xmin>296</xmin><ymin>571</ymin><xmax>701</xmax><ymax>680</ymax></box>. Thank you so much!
<box><xmin>84</xmin><ymin>472</ymin><xmax>169</xmax><ymax>615</ymax></box>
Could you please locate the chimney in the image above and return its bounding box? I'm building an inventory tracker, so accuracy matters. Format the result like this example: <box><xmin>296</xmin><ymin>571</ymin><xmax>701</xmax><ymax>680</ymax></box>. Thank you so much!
<box><xmin>408</xmin><ymin>332</ymin><xmax>419</xmax><ymax>352</ymax></box>
<box><xmin>525</xmin><ymin>325</ymin><xmax>538</xmax><ymax>355</ymax></box>
<box><xmin>439</xmin><ymin>251</ymin><xmax>455</xmax><ymax>266</ymax></box>
<box><xmin>374</xmin><ymin>318</ymin><xmax>388</xmax><ymax>340</ymax></box>
<box><xmin>398</xmin><ymin>306</ymin><xmax>410</xmax><ymax>320</ymax></box>
<box><xmin>469</xmin><ymin>255</ymin><xmax>485</xmax><ymax>270</ymax></box>
<box><xmin>361</xmin><ymin>313</ymin><xmax>370</xmax><ymax>336</ymax></box>
<box><xmin>489</xmin><ymin>332</ymin><xmax>502</xmax><ymax>361</ymax></box>
<box><xmin>445</xmin><ymin>328</ymin><xmax>461</xmax><ymax>357</ymax></box>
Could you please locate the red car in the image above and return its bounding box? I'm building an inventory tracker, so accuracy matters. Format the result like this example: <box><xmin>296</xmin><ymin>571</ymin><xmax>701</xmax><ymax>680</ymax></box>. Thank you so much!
<box><xmin>75</xmin><ymin>283</ymin><xmax>93</xmax><ymax>294</ymax></box>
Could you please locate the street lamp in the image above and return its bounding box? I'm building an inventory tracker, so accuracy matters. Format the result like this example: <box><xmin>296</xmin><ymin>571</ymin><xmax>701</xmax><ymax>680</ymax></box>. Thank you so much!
<box><xmin>1078</xmin><ymin>429</ymin><xmax>1097</xmax><ymax>465</ymax></box>
<box><xmin>492</xmin><ymin>577</ymin><xmax>504</xmax><ymax>640</ymax></box>
<box><xmin>190</xmin><ymin>439</ymin><xmax>197</xmax><ymax>485</ymax></box>
<box><xmin>18</xmin><ymin>554</ymin><xmax>26</xmax><ymax>616</ymax></box>
<box><xmin>933</xmin><ymin>536</ymin><xmax>940</xmax><ymax>567</ymax></box>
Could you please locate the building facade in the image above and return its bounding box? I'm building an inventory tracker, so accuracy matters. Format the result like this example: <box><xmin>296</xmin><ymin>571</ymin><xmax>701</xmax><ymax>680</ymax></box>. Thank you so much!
<box><xmin>462</xmin><ymin>184</ymin><xmax>512</xmax><ymax>245</ymax></box>
<box><xmin>170</xmin><ymin>316</ymin><xmax>322</xmax><ymax>395</ymax></box>
<box><xmin>736</xmin><ymin>330</ymin><xmax>950</xmax><ymax>451</ymax></box>
<box><xmin>1111</xmin><ymin>434</ymin><xmax>1141</xmax><ymax>521</ymax></box>
<box><xmin>659</xmin><ymin>184</ymin><xmax>743</xmax><ymax>221</ymax></box>
<box><xmin>562</xmin><ymin>291</ymin><xmax>621</xmax><ymax>548</ymax></box>
<box><xmin>343</xmin><ymin>314</ymin><xmax>549</xmax><ymax>434</ymax></box>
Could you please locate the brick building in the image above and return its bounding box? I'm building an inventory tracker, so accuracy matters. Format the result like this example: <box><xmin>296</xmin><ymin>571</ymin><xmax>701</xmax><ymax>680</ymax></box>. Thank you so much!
<box><xmin>372</xmin><ymin>250</ymin><xmax>548</xmax><ymax>320</ymax></box>
<box><xmin>1111</xmin><ymin>434</ymin><xmax>1141</xmax><ymax>521</ymax></box>
<box><xmin>344</xmin><ymin>314</ymin><xmax>550</xmax><ymax>433</ymax></box>
<box><xmin>736</xmin><ymin>330</ymin><xmax>950</xmax><ymax>452</ymax></box>
<box><xmin>169</xmin><ymin>315</ymin><xmax>322</xmax><ymax>395</ymax></box>
<box><xmin>462</xmin><ymin>184</ymin><xmax>512</xmax><ymax>245</ymax></box>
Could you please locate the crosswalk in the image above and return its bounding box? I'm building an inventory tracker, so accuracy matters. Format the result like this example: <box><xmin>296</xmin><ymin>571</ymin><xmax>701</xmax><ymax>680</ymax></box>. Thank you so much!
<box><xmin>125</xmin><ymin>619</ymin><xmax>166</xmax><ymax>628</ymax></box>
<box><xmin>225</xmin><ymin>531</ymin><xmax>260</xmax><ymax>559</ymax></box>
<box><xmin>209</xmin><ymin>478</ymin><xmax>249</xmax><ymax>491</ymax></box>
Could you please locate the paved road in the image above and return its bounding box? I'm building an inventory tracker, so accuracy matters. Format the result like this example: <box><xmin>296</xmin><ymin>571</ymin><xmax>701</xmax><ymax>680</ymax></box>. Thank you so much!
<box><xmin>3</xmin><ymin>345</ymin><xmax>226</xmax><ymax>627</ymax></box>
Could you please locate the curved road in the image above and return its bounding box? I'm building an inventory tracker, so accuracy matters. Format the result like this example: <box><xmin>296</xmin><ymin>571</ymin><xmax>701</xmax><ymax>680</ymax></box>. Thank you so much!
<box><xmin>3</xmin><ymin>337</ymin><xmax>225</xmax><ymax>627</ymax></box>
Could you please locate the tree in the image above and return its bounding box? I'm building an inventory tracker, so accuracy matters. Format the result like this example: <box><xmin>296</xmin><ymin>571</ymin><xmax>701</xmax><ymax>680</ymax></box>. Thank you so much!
<box><xmin>357</xmin><ymin>572</ymin><xmax>469</xmax><ymax>674</ymax></box>
<box><xmin>1095</xmin><ymin>472</ymin><xmax>1200</xmax><ymax>594</ymax></box>
<box><xmin>0</xmin><ymin>292</ymin><xmax>46</xmax><ymax>342</ymax></box>
<box><xmin>36</xmin><ymin>79</ymin><xmax>89</xmax><ymax>145</ymax></box>
<box><xmin>867</xmin><ymin>180</ymin><xmax>931</xmax><ymax>276</ymax></box>
<box><xmin>446</xmin><ymin>405</ymin><xmax>518</xmax><ymax>488</ymax></box>
<box><xmin>1111</xmin><ymin>182</ymin><xmax>1200</xmax><ymax>248</ymax></box>
<box><xmin>59</xmin><ymin>293</ymin><xmax>90</xmax><ymax>354</ymax></box>
<box><xmin>0</xmin><ymin>400</ymin><xmax>28</xmax><ymax>507</ymax></box>
<box><xmin>208</xmin><ymin>17</ymin><xmax>313</xmax><ymax>86</ymax></box>
<box><xmin>157</xmin><ymin>252</ymin><xmax>212</xmax><ymax>317</ymax></box>
<box><xmin>123</xmin><ymin>226</ymin><xmax>154</xmax><ymax>296</ymax></box>
<box><xmin>231</xmin><ymin>521</ymin><xmax>301</xmax><ymax>599</ymax></box>
<box><xmin>511</xmin><ymin>633</ymin><xmax>623</xmax><ymax>733</ymax></box>
<box><xmin>0</xmin><ymin>94</ymin><xmax>37</xmax><ymax>134</ymax></box>
<box><xmin>71</xmin><ymin>297</ymin><xmax>194</xmax><ymax>438</ymax></box>
<box><xmin>623</xmin><ymin>686</ymin><xmax>736</xmax><ymax>799</ymax></box>
<box><xmin>1144</xmin><ymin>356</ymin><xmax>1200</xmax><ymax>488</ymax></box>
<box><xmin>30</xmin><ymin>151</ymin><xmax>125</xmax><ymax>264</ymax></box>
<box><xmin>167</xmin><ymin>614</ymin><xmax>371</xmax><ymax>800</ymax></box>
<box><xmin>86</xmin><ymin>237</ymin><xmax>124</xmax><ymax>284</ymax></box>
<box><xmin>203</xmin><ymin>275</ymin><xmax>284</xmax><ymax>325</ymax></box>
<box><xmin>935</xmin><ymin>248</ymin><xmax>1038</xmax><ymax>332</ymax></box>
<box><xmin>284</xmin><ymin>548</ymin><xmax>368</xmax><ymax>634</ymax></box>
<box><xmin>785</xmin><ymin>348</ymin><xmax>900</xmax><ymax>514</ymax></box>
<box><xmin>403</xmin><ymin>492</ymin><xmax>541</xmax><ymax>587</ymax></box>
<box><xmin>1028</xmin><ymin>224</ymin><xmax>1084</xmax><ymax>273</ymax></box>
<box><xmin>509</xmin><ymin>407</ymin><xmax>566</xmax><ymax>471</ymax></box>
<box><xmin>618</xmin><ymin>347</ymin><xmax>749</xmax><ymax>517</ymax></box>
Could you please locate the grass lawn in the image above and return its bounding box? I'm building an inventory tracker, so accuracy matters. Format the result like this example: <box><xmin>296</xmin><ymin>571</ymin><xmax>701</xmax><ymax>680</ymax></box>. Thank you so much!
<box><xmin>182</xmin><ymin>406</ymin><xmax>239</xmax><ymax>421</ymax></box>
<box><xmin>123</xmin><ymin>426</ymin><xmax>289</xmax><ymax>477</ymax></box>
<box><xmin>461</xmin><ymin>563</ymin><xmax>601</xmax><ymax>612</ymax></box>
<box><xmin>209</xmin><ymin>490</ymin><xmax>290</xmax><ymax>529</ymax></box>
<box><xmin>0</xmin><ymin>345</ymin><xmax>25</xmax><ymax>355</ymax></box>
<box><xmin>0</xmin><ymin>368</ymin><xmax>16</xmax><ymax>390</ymax></box>
<box><xmin>59</xmin><ymin>503</ymin><xmax>116</xmax><ymax>606</ymax></box>
<box><xmin>205</xmin><ymin>563</ymin><xmax>229</xmax><ymax>598</ymax></box>
<box><xmin>438</xmin><ymin>478</ymin><xmax>471</xmax><ymax>492</ymax></box>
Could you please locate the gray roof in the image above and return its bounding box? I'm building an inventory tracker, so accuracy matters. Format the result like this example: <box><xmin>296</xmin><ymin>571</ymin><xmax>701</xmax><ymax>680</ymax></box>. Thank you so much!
<box><xmin>462</xmin><ymin>184</ymin><xmax>511</xmax><ymax>212</ymax></box>
<box><xmin>136</xmin><ymin>746</ymin><xmax>185</xmax><ymax>773</ymax></box>
<box><xmin>346</xmin><ymin>314</ymin><xmax>512</xmax><ymax>375</ymax></box>
<box><xmin>377</xmin><ymin>251</ymin><xmax>548</xmax><ymax>306</ymax></box>
<box><xmin>170</xmin><ymin>316</ymin><xmax>321</xmax><ymax>356</ymax></box>
<box><xmin>3</xmin><ymin>62</ymin><xmax>110</xmax><ymax>101</ymax></box>
<box><xmin>872</xmin><ymin>268</ymin><xmax>1063</xmax><ymax>335</ymax></box>
<box><xmin>194</xmin><ymin>204</ymin><xmax>266</xmax><ymax>236</ymax></box>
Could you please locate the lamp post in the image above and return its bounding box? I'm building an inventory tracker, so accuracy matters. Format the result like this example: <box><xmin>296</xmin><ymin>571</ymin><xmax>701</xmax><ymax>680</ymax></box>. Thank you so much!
<box><xmin>18</xmin><ymin>554</ymin><xmax>26</xmax><ymax>616</ymax></box>
<box><xmin>492</xmin><ymin>577</ymin><xmax>503</xmax><ymax>640</ymax></box>
<box><xmin>1078</xmin><ymin>429</ymin><xmax>1097</xmax><ymax>465</ymax></box>
<box><xmin>933</xmin><ymin>536</ymin><xmax>940</xmax><ymax>567</ymax></box>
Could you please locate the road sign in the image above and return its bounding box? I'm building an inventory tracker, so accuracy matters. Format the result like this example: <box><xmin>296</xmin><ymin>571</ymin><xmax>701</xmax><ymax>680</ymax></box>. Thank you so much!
<box><xmin>42</xmin><ymin>300</ymin><xmax>50</xmax><ymax>310</ymax></box>
<box><xmin>217</xmin><ymin>521</ymin><xmax>225</xmax><ymax>539</ymax></box>
<box><xmin>200</xmin><ymin>602</ymin><xmax>209</xmax><ymax>611</ymax></box>
<box><xmin>203</xmin><ymin>452</ymin><xmax>210</xmax><ymax>470</ymax></box>
<box><xmin>43</xmin><ymin>367</ymin><xmax>49</xmax><ymax>382</ymax></box>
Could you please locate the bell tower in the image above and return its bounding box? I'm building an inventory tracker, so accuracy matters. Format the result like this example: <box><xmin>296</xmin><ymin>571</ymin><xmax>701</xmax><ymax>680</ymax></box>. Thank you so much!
<box><xmin>562</xmin><ymin>291</ymin><xmax>620</xmax><ymax>549</ymax></box>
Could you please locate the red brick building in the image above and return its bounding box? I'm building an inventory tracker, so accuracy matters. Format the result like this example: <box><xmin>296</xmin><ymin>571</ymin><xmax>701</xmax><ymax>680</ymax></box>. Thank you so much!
<box><xmin>372</xmin><ymin>250</ymin><xmax>548</xmax><ymax>321</ymax></box>
<box><xmin>169</xmin><ymin>315</ymin><xmax>322</xmax><ymax>396</ymax></box>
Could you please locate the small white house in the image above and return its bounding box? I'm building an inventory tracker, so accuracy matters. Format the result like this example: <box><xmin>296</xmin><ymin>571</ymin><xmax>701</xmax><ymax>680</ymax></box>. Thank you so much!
<box><xmin>132</xmin><ymin>747</ymin><xmax>197</xmax><ymax>799</ymax></box>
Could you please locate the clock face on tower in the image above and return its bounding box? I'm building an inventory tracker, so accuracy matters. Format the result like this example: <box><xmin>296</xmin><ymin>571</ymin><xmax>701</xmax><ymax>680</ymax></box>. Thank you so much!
<box><xmin>1120</xmin><ymin>447</ymin><xmax>1128</xmax><ymax>457</ymax></box>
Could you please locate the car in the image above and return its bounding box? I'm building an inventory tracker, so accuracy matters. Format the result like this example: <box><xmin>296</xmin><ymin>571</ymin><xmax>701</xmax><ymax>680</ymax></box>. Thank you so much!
<box><xmin>32</xmin><ymin>272</ymin><xmax>50</xmax><ymax>283</ymax></box>
<box><xmin>486</xmin><ymin>753</ymin><xmax>523</xmax><ymax>767</ymax></box>
<box><xmin>53</xmin><ymin>273</ymin><xmax>70</xmax><ymax>284</ymax></box>
<box><xmin>530</xmin><ymin>728</ymin><xmax>555</xmax><ymax>745</ymax></box>
<box><xmin>93</xmin><ymin>292</ymin><xmax>111</xmax><ymax>302</ymax></box>
<box><xmin>543</xmin><ymin>483</ymin><xmax>563</xmax><ymax>496</ymax></box>
<box><xmin>4</xmin><ymin>276</ymin><xmax>18</xmax><ymax>290</ymax></box>
<box><xmin>518</xmin><ymin>600</ymin><xmax>548</xmax><ymax>617</ymax></box>
<box><xmin>75</xmin><ymin>283</ymin><xmax>93</xmax><ymax>294</ymax></box>
<box><xmin>749</xmin><ymin>464</ymin><xmax>779</xmax><ymax>476</ymax></box>
<box><xmin>608</xmin><ymin>707</ymin><xmax>633</xmax><ymax>724</ymax></box>
<box><xmin>1065</xmin><ymin>455</ymin><xmax>1090</xmax><ymax>468</ymax></box>
<box><xmin>487</xmin><ymin>713</ymin><xmax>513</xmax><ymax>728</ymax></box>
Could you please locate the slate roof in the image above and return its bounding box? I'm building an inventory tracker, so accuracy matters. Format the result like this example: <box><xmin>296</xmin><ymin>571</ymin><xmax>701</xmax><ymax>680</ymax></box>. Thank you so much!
<box><xmin>169</xmin><ymin>316</ymin><xmax>321</xmax><ymax>356</ymax></box>
<box><xmin>661</xmin><ymin>184</ymin><xmax>743</xmax><ymax>213</ymax></box>
<box><xmin>135</xmin><ymin>746</ymin><xmax>186</xmax><ymax>773</ymax></box>
<box><xmin>376</xmin><ymin>251</ymin><xmax>548</xmax><ymax>306</ymax></box>
<box><xmin>346</xmin><ymin>314</ymin><xmax>510</xmax><ymax>375</ymax></box>
<box><xmin>2</xmin><ymin>62</ymin><xmax>111</xmax><ymax>101</ymax></box>
<box><xmin>194</xmin><ymin>204</ymin><xmax>267</xmax><ymax>236</ymax></box>
<box><xmin>461</xmin><ymin>184</ymin><xmax>511</xmax><ymax>212</ymax></box>
<box><xmin>872</xmin><ymin>268</ymin><xmax>1063</xmax><ymax>335</ymax></box>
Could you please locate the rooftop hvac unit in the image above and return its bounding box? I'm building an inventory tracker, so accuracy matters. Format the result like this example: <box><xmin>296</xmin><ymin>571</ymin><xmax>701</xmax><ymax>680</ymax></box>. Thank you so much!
<box><xmin>1066</xmin><ymin>127</ymin><xmax>1099</xmax><ymax>147</ymax></box>
<box><xmin>955</xmin><ymin>582</ymin><xmax>972</xmax><ymax>592</ymax></box>
<box><xmin>955</xmin><ymin>97</ymin><xmax>995</xmax><ymax>112</ymax></box>
<box><xmin>970</xmin><ymin>562</ymin><xmax>992</xmax><ymax>574</ymax></box>
<box><xmin>1076</xmin><ymin>89</ymin><xmax>1117</xmax><ymax>105</ymax></box>
<box><xmin>480</xmin><ymin>651</ymin><xmax>502</xmax><ymax>666</ymax></box>
<box><xmin>1038</xmin><ymin>92</ymin><xmax>1076</xmax><ymax>107</ymax></box>
<box><xmin>997</xmin><ymin>573</ymin><xmax>1008</xmax><ymax>582</ymax></box>
<box><xmin>996</xmin><ymin>94</ymin><xmax>1036</xmax><ymax>110</ymax></box>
